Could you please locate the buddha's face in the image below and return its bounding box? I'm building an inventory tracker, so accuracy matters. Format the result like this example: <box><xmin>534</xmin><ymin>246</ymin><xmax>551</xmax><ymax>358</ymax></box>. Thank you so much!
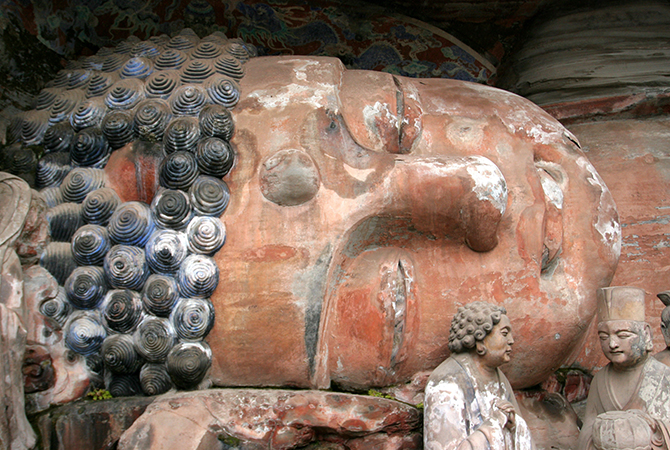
<box><xmin>598</xmin><ymin>320</ymin><xmax>651</xmax><ymax>369</ymax></box>
<box><xmin>199</xmin><ymin>55</ymin><xmax>620</xmax><ymax>390</ymax></box>
<box><xmin>101</xmin><ymin>55</ymin><xmax>619</xmax><ymax>390</ymax></box>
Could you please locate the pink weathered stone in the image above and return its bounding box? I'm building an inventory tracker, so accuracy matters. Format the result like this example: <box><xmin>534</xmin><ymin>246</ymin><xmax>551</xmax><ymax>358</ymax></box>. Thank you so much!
<box><xmin>541</xmin><ymin>374</ymin><xmax>561</xmax><ymax>395</ymax></box>
<box><xmin>104</xmin><ymin>141</ymin><xmax>163</xmax><ymax>203</ymax></box>
<box><xmin>0</xmin><ymin>174</ymin><xmax>40</xmax><ymax>449</ymax></box>
<box><xmin>539</xmin><ymin>371</ymin><xmax>592</xmax><ymax>404</ymax></box>
<box><xmin>103</xmin><ymin>56</ymin><xmax>621</xmax><ymax>390</ymax></box>
<box><xmin>118</xmin><ymin>389</ymin><xmax>421</xmax><ymax>450</ymax></box>
<box><xmin>22</xmin><ymin>265</ymin><xmax>59</xmax><ymax>342</ymax></box>
<box><xmin>0</xmin><ymin>303</ymin><xmax>36</xmax><ymax>450</ymax></box>
<box><xmin>516</xmin><ymin>391</ymin><xmax>581</xmax><ymax>450</ymax></box>
<box><xmin>346</xmin><ymin>433</ymin><xmax>422</xmax><ymax>450</ymax></box>
<box><xmin>566</xmin><ymin>118</ymin><xmax>670</xmax><ymax>371</ymax></box>
<box><xmin>22</xmin><ymin>266</ymin><xmax>91</xmax><ymax>411</ymax></box>
<box><xmin>0</xmin><ymin>174</ymin><xmax>32</xmax><ymax>256</ymax></box>
<box><xmin>23</xmin><ymin>345</ymin><xmax>55</xmax><ymax>393</ymax></box>
<box><xmin>379</xmin><ymin>370</ymin><xmax>431</xmax><ymax>406</ymax></box>
<box><xmin>562</xmin><ymin>371</ymin><xmax>592</xmax><ymax>403</ymax></box>
<box><xmin>25</xmin><ymin>340</ymin><xmax>91</xmax><ymax>413</ymax></box>
<box><xmin>1</xmin><ymin>244</ymin><xmax>25</xmax><ymax>314</ymax></box>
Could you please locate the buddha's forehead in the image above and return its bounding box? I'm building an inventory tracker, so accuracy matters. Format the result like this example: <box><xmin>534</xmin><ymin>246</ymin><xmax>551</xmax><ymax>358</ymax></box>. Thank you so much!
<box><xmin>241</xmin><ymin>57</ymin><xmax>343</xmax><ymax>112</ymax></box>
<box><xmin>239</xmin><ymin>56</ymin><xmax>574</xmax><ymax>162</ymax></box>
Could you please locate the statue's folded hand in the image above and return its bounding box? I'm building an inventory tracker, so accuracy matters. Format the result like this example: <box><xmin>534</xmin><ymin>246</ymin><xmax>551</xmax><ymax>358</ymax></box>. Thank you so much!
<box><xmin>494</xmin><ymin>399</ymin><xmax>517</xmax><ymax>430</ymax></box>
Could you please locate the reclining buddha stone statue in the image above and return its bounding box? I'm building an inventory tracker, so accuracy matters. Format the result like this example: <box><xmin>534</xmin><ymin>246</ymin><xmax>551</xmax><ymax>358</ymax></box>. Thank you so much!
<box><xmin>1</xmin><ymin>27</ymin><xmax>620</xmax><ymax>403</ymax></box>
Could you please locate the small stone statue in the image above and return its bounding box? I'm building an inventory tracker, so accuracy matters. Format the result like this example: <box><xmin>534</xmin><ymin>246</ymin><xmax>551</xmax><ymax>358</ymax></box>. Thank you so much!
<box><xmin>0</xmin><ymin>172</ymin><xmax>38</xmax><ymax>450</ymax></box>
<box><xmin>577</xmin><ymin>286</ymin><xmax>670</xmax><ymax>450</ymax></box>
<box><xmin>424</xmin><ymin>301</ymin><xmax>534</xmax><ymax>450</ymax></box>
<box><xmin>654</xmin><ymin>291</ymin><xmax>670</xmax><ymax>367</ymax></box>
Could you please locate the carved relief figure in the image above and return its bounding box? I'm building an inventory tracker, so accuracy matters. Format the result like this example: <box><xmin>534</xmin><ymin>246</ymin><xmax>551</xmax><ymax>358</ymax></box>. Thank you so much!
<box><xmin>424</xmin><ymin>301</ymin><xmax>534</xmax><ymax>450</ymax></box>
<box><xmin>0</xmin><ymin>173</ymin><xmax>42</xmax><ymax>450</ymax></box>
<box><xmin>578</xmin><ymin>286</ymin><xmax>670</xmax><ymax>450</ymax></box>
<box><xmin>654</xmin><ymin>291</ymin><xmax>670</xmax><ymax>367</ymax></box>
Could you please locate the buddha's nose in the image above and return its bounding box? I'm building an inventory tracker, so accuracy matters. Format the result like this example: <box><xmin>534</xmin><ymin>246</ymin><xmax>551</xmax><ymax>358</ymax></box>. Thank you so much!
<box><xmin>382</xmin><ymin>155</ymin><xmax>507</xmax><ymax>252</ymax></box>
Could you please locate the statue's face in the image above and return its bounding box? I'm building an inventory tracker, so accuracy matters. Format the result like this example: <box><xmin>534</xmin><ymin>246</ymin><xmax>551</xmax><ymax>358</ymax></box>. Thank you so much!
<box><xmin>97</xmin><ymin>55</ymin><xmax>619</xmax><ymax>390</ymax></box>
<box><xmin>201</xmin><ymin>55</ymin><xmax>620</xmax><ymax>390</ymax></box>
<box><xmin>478</xmin><ymin>315</ymin><xmax>514</xmax><ymax>369</ymax></box>
<box><xmin>661</xmin><ymin>313</ymin><xmax>670</xmax><ymax>346</ymax></box>
<box><xmin>598</xmin><ymin>320</ymin><xmax>650</xmax><ymax>368</ymax></box>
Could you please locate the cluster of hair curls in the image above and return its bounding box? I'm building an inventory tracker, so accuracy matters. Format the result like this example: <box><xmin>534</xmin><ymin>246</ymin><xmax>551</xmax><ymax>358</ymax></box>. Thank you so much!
<box><xmin>448</xmin><ymin>301</ymin><xmax>507</xmax><ymax>354</ymax></box>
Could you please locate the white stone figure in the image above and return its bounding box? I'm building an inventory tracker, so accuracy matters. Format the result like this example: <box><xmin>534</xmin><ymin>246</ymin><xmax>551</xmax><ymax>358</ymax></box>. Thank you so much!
<box><xmin>424</xmin><ymin>301</ymin><xmax>534</xmax><ymax>450</ymax></box>
<box><xmin>654</xmin><ymin>291</ymin><xmax>670</xmax><ymax>367</ymax></box>
<box><xmin>0</xmin><ymin>172</ymin><xmax>37</xmax><ymax>450</ymax></box>
<box><xmin>578</xmin><ymin>286</ymin><xmax>670</xmax><ymax>450</ymax></box>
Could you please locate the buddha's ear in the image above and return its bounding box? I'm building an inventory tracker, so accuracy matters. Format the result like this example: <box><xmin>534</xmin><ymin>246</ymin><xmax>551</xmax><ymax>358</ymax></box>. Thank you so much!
<box><xmin>475</xmin><ymin>341</ymin><xmax>487</xmax><ymax>356</ymax></box>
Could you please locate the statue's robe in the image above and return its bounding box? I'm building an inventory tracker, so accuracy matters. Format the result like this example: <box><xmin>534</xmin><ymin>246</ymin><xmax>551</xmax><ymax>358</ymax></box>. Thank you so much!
<box><xmin>0</xmin><ymin>173</ymin><xmax>37</xmax><ymax>450</ymax></box>
<box><xmin>424</xmin><ymin>353</ymin><xmax>534</xmax><ymax>450</ymax></box>
<box><xmin>578</xmin><ymin>357</ymin><xmax>670</xmax><ymax>450</ymax></box>
<box><xmin>655</xmin><ymin>349</ymin><xmax>670</xmax><ymax>368</ymax></box>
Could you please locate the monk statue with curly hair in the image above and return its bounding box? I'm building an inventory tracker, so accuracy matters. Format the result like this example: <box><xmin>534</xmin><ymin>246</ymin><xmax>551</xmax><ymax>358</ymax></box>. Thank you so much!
<box><xmin>424</xmin><ymin>301</ymin><xmax>534</xmax><ymax>450</ymax></box>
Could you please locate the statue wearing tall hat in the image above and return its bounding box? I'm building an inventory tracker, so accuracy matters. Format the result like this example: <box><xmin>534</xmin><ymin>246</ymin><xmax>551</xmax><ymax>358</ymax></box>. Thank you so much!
<box><xmin>577</xmin><ymin>286</ymin><xmax>670</xmax><ymax>450</ymax></box>
<box><xmin>654</xmin><ymin>291</ymin><xmax>670</xmax><ymax>368</ymax></box>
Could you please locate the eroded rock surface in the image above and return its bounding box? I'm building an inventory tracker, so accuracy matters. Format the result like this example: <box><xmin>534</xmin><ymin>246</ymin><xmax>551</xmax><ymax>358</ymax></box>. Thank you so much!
<box><xmin>118</xmin><ymin>389</ymin><xmax>421</xmax><ymax>450</ymax></box>
<box><xmin>35</xmin><ymin>396</ymin><xmax>153</xmax><ymax>450</ymax></box>
<box><xmin>516</xmin><ymin>391</ymin><xmax>581</xmax><ymax>450</ymax></box>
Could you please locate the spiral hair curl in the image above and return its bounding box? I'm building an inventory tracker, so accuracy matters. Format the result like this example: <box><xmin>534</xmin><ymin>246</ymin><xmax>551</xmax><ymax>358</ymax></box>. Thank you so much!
<box><xmin>448</xmin><ymin>301</ymin><xmax>507</xmax><ymax>354</ymax></box>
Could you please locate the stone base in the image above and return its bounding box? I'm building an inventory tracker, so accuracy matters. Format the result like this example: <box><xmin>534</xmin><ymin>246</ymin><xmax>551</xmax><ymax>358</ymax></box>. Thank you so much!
<box><xmin>34</xmin><ymin>396</ymin><xmax>153</xmax><ymax>450</ymax></box>
<box><xmin>118</xmin><ymin>389</ymin><xmax>421</xmax><ymax>450</ymax></box>
<box><xmin>29</xmin><ymin>386</ymin><xmax>586</xmax><ymax>450</ymax></box>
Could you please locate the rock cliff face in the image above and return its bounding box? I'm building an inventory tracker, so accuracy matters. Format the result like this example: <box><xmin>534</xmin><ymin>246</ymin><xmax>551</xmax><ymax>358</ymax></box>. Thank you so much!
<box><xmin>498</xmin><ymin>1</ymin><xmax>670</xmax><ymax>110</ymax></box>
<box><xmin>500</xmin><ymin>1</ymin><xmax>670</xmax><ymax>368</ymax></box>
<box><xmin>566</xmin><ymin>117</ymin><xmax>670</xmax><ymax>369</ymax></box>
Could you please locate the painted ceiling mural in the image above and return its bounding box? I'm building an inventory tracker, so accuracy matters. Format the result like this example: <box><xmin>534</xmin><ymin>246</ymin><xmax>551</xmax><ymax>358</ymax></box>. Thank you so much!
<box><xmin>2</xmin><ymin>0</ymin><xmax>495</xmax><ymax>83</ymax></box>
